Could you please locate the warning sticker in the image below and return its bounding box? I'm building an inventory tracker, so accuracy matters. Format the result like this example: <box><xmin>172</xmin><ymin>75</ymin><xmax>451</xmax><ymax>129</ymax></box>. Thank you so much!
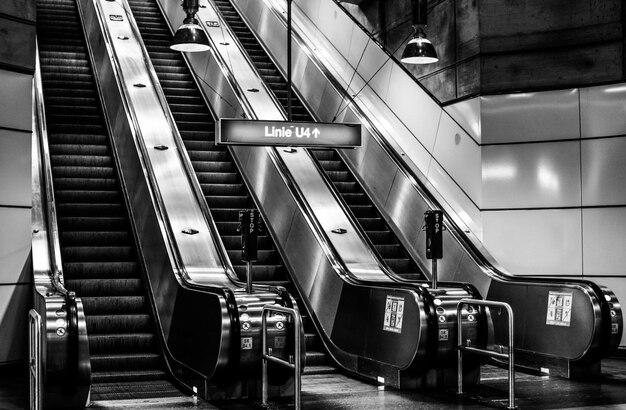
<box><xmin>612</xmin><ymin>323</ymin><xmax>619</xmax><ymax>335</ymax></box>
<box><xmin>241</xmin><ymin>337</ymin><xmax>253</xmax><ymax>350</ymax></box>
<box><xmin>438</xmin><ymin>329</ymin><xmax>449</xmax><ymax>341</ymax></box>
<box><xmin>383</xmin><ymin>296</ymin><xmax>405</xmax><ymax>334</ymax></box>
<box><xmin>546</xmin><ymin>291</ymin><xmax>573</xmax><ymax>327</ymax></box>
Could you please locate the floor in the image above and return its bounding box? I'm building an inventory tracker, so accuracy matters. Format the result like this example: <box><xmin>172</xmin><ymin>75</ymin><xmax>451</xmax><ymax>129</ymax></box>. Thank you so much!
<box><xmin>3</xmin><ymin>359</ymin><xmax>626</xmax><ymax>409</ymax></box>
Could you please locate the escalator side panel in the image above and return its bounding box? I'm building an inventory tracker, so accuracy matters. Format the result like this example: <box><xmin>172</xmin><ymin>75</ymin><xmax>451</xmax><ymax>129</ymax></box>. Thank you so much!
<box><xmin>36</xmin><ymin>0</ymin><xmax>179</xmax><ymax>400</ymax></box>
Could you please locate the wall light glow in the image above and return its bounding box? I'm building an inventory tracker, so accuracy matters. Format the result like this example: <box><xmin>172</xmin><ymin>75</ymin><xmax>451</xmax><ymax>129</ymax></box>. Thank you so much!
<box><xmin>483</xmin><ymin>164</ymin><xmax>517</xmax><ymax>181</ymax></box>
<box><xmin>537</xmin><ymin>163</ymin><xmax>560</xmax><ymax>193</ymax></box>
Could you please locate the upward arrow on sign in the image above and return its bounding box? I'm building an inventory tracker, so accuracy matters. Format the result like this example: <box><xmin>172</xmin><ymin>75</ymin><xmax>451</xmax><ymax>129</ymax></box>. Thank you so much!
<box><xmin>312</xmin><ymin>128</ymin><xmax>320</xmax><ymax>138</ymax></box>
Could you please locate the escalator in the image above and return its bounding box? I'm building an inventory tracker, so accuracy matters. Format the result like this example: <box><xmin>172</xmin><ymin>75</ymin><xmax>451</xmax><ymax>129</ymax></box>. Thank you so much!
<box><xmin>212</xmin><ymin>0</ymin><xmax>425</xmax><ymax>282</ymax></box>
<box><xmin>125</xmin><ymin>0</ymin><xmax>333</xmax><ymax>375</ymax></box>
<box><xmin>36</xmin><ymin>0</ymin><xmax>185</xmax><ymax>401</ymax></box>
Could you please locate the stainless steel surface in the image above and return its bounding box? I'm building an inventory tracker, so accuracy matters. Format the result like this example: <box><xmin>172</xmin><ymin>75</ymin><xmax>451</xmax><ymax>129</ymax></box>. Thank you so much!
<box><xmin>32</xmin><ymin>46</ymin><xmax>91</xmax><ymax>408</ymax></box>
<box><xmin>481</xmin><ymin>89</ymin><xmax>580</xmax><ymax>144</ymax></box>
<box><xmin>0</xmin><ymin>68</ymin><xmax>32</xmax><ymax>131</ymax></box>
<box><xmin>29</xmin><ymin>309</ymin><xmax>42</xmax><ymax>410</ymax></box>
<box><xmin>0</xmin><ymin>127</ymin><xmax>30</xmax><ymax>207</ymax></box>
<box><xmin>482</xmin><ymin>209</ymin><xmax>582</xmax><ymax>276</ymax></box>
<box><xmin>261</xmin><ymin>305</ymin><xmax>302</xmax><ymax>410</ymax></box>
<box><xmin>582</xmin><ymin>208</ymin><xmax>626</xmax><ymax>277</ymax></box>
<box><xmin>77</xmin><ymin>0</ymin><xmax>299</xmax><ymax>396</ymax></box>
<box><xmin>233</xmin><ymin>0</ymin><xmax>619</xmax><ymax>370</ymax></box>
<box><xmin>457</xmin><ymin>299</ymin><xmax>515</xmax><ymax>410</ymax></box>
<box><xmin>76</xmin><ymin>0</ymin><xmax>232</xmax><ymax>389</ymax></box>
<box><xmin>87</xmin><ymin>0</ymin><xmax>229</xmax><ymax>285</ymax></box>
<box><xmin>580</xmin><ymin>83</ymin><xmax>626</xmax><ymax>139</ymax></box>
<box><xmin>581</xmin><ymin>137</ymin><xmax>626</xmax><ymax>206</ymax></box>
<box><xmin>483</xmin><ymin>140</ymin><xmax>581</xmax><ymax>209</ymax></box>
<box><xmin>157</xmin><ymin>0</ymin><xmax>447</xmax><ymax>385</ymax></box>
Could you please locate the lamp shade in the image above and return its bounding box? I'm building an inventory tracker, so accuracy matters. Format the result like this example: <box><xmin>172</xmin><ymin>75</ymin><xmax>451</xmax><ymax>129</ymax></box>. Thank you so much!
<box><xmin>171</xmin><ymin>18</ymin><xmax>210</xmax><ymax>52</ymax></box>
<box><xmin>401</xmin><ymin>29</ymin><xmax>438</xmax><ymax>65</ymax></box>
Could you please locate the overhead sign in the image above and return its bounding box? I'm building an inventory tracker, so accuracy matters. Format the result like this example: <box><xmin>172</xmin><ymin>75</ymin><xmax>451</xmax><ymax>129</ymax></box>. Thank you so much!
<box><xmin>217</xmin><ymin>119</ymin><xmax>361</xmax><ymax>148</ymax></box>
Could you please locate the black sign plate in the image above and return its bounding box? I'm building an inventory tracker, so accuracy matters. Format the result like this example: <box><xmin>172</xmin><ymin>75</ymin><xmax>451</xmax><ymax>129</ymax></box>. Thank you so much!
<box><xmin>217</xmin><ymin>119</ymin><xmax>361</xmax><ymax>148</ymax></box>
<box><xmin>425</xmin><ymin>210</ymin><xmax>443</xmax><ymax>260</ymax></box>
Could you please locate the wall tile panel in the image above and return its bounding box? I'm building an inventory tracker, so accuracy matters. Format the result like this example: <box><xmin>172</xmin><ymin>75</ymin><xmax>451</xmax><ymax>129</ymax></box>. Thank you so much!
<box><xmin>482</xmin><ymin>141</ymin><xmax>581</xmax><ymax>209</ymax></box>
<box><xmin>0</xmin><ymin>285</ymin><xmax>30</xmax><ymax>363</ymax></box>
<box><xmin>0</xmin><ymin>129</ymin><xmax>31</xmax><ymax>207</ymax></box>
<box><xmin>481</xmin><ymin>89</ymin><xmax>580</xmax><ymax>144</ymax></box>
<box><xmin>582</xmin><ymin>207</ymin><xmax>626</xmax><ymax>276</ymax></box>
<box><xmin>0</xmin><ymin>207</ymin><xmax>31</xmax><ymax>284</ymax></box>
<box><xmin>581</xmin><ymin>137</ymin><xmax>626</xmax><ymax>206</ymax></box>
<box><xmin>0</xmin><ymin>69</ymin><xmax>32</xmax><ymax>131</ymax></box>
<box><xmin>482</xmin><ymin>209</ymin><xmax>582</xmax><ymax>276</ymax></box>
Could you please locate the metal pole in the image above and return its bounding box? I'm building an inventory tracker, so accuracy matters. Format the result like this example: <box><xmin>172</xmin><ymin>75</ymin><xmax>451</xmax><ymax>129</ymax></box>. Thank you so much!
<box><xmin>456</xmin><ymin>303</ymin><xmax>463</xmax><ymax>395</ymax></box>
<box><xmin>261</xmin><ymin>312</ymin><xmax>268</xmax><ymax>406</ymax></box>
<box><xmin>246</xmin><ymin>261</ymin><xmax>253</xmax><ymax>294</ymax></box>
<box><xmin>431</xmin><ymin>258</ymin><xmax>438</xmax><ymax>289</ymax></box>
<box><xmin>294</xmin><ymin>313</ymin><xmax>302</xmax><ymax>410</ymax></box>
<box><xmin>508</xmin><ymin>305</ymin><xmax>515</xmax><ymax>409</ymax></box>
<box><xmin>287</xmin><ymin>0</ymin><xmax>292</xmax><ymax>121</ymax></box>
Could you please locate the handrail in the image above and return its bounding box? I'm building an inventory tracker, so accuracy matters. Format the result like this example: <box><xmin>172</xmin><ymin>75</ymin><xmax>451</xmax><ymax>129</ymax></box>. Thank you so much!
<box><xmin>76</xmin><ymin>0</ymin><xmax>237</xmax><ymax>384</ymax></box>
<box><xmin>34</xmin><ymin>43</ymin><xmax>82</xmax><ymax>393</ymax></box>
<box><xmin>254</xmin><ymin>0</ymin><xmax>622</xmax><ymax>300</ymax></box>
<box><xmin>29</xmin><ymin>309</ymin><xmax>43</xmax><ymax>410</ymax></box>
<box><xmin>261</xmin><ymin>305</ymin><xmax>302</xmax><ymax>410</ymax></box>
<box><xmin>457</xmin><ymin>299</ymin><xmax>515</xmax><ymax>410</ymax></box>
<box><xmin>111</xmin><ymin>0</ymin><xmax>240</xmax><ymax>284</ymax></box>
<box><xmin>207</xmin><ymin>0</ymin><xmax>420</xmax><ymax>287</ymax></box>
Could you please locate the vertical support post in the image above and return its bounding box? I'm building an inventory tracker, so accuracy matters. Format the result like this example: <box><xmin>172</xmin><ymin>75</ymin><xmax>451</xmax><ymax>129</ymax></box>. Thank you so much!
<box><xmin>431</xmin><ymin>259</ymin><xmax>438</xmax><ymax>290</ymax></box>
<box><xmin>508</xmin><ymin>309</ymin><xmax>515</xmax><ymax>409</ymax></box>
<box><xmin>261</xmin><ymin>306</ymin><xmax>302</xmax><ymax>410</ymax></box>
<box><xmin>246</xmin><ymin>260</ymin><xmax>253</xmax><ymax>294</ymax></box>
<box><xmin>29</xmin><ymin>310</ymin><xmax>42</xmax><ymax>410</ymax></box>
<box><xmin>287</xmin><ymin>0</ymin><xmax>292</xmax><ymax>121</ymax></box>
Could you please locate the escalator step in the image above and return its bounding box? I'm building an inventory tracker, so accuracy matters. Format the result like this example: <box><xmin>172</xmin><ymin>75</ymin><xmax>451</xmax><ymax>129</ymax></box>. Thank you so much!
<box><xmin>91</xmin><ymin>369</ymin><xmax>167</xmax><ymax>384</ymax></box>
<box><xmin>60</xmin><ymin>231</ymin><xmax>131</xmax><ymax>246</ymax></box>
<box><xmin>91</xmin><ymin>352</ymin><xmax>161</xmax><ymax>372</ymax></box>
<box><xmin>62</xmin><ymin>262</ymin><xmax>139</xmax><ymax>279</ymax></box>
<box><xmin>88</xmin><ymin>333</ymin><xmax>157</xmax><ymax>354</ymax></box>
<box><xmin>90</xmin><ymin>380</ymin><xmax>183</xmax><ymax>401</ymax></box>
<box><xmin>64</xmin><ymin>278</ymin><xmax>143</xmax><ymax>296</ymax></box>
<box><xmin>86</xmin><ymin>314</ymin><xmax>152</xmax><ymax>334</ymax></box>
<box><xmin>62</xmin><ymin>246</ymin><xmax>135</xmax><ymax>262</ymax></box>
<box><xmin>82</xmin><ymin>296</ymin><xmax>147</xmax><ymax>315</ymax></box>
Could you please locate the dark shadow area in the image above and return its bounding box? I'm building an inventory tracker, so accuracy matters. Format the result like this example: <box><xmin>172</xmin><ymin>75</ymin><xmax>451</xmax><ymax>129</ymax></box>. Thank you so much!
<box><xmin>0</xmin><ymin>362</ymin><xmax>28</xmax><ymax>410</ymax></box>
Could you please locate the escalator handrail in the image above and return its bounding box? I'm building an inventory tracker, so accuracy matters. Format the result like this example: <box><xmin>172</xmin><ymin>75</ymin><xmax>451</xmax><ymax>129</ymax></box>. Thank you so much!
<box><xmin>257</xmin><ymin>0</ymin><xmax>616</xmax><ymax>295</ymax></box>
<box><xmin>112</xmin><ymin>0</ymin><xmax>242</xmax><ymax>284</ymax></box>
<box><xmin>33</xmin><ymin>43</ymin><xmax>83</xmax><ymax>394</ymax></box>
<box><xmin>249</xmin><ymin>0</ymin><xmax>614</xmax><ymax>359</ymax></box>
<box><xmin>75</xmin><ymin>0</ymin><xmax>236</xmax><ymax>385</ymax></box>
<box><xmin>203</xmin><ymin>0</ymin><xmax>420</xmax><ymax>287</ymax></box>
<box><xmin>197</xmin><ymin>0</ymin><xmax>471</xmax><ymax>372</ymax></box>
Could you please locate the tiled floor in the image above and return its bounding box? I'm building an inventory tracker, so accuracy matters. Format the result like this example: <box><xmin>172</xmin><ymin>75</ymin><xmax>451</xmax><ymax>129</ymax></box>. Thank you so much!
<box><xmin>4</xmin><ymin>359</ymin><xmax>626</xmax><ymax>409</ymax></box>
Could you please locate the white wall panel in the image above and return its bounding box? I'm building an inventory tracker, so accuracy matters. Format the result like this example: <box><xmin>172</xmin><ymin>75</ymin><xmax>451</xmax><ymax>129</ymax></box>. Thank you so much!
<box><xmin>433</xmin><ymin>114</ymin><xmax>482</xmax><ymax>207</ymax></box>
<box><xmin>0</xmin><ymin>207</ymin><xmax>31</xmax><ymax>284</ymax></box>
<box><xmin>481</xmin><ymin>89</ymin><xmax>580</xmax><ymax>144</ymax></box>
<box><xmin>386</xmin><ymin>64</ymin><xmax>442</xmax><ymax>154</ymax></box>
<box><xmin>315</xmin><ymin>0</ymin><xmax>352</xmax><ymax>59</ymax></box>
<box><xmin>482</xmin><ymin>141</ymin><xmax>581</xmax><ymax>209</ymax></box>
<box><xmin>581</xmin><ymin>137</ymin><xmax>626</xmax><ymax>206</ymax></box>
<box><xmin>482</xmin><ymin>209</ymin><xmax>582</xmax><ymax>276</ymax></box>
<box><xmin>0</xmin><ymin>69</ymin><xmax>32</xmax><ymax>131</ymax></box>
<box><xmin>0</xmin><ymin>129</ymin><xmax>31</xmax><ymax>207</ymax></box>
<box><xmin>427</xmin><ymin>161</ymin><xmax>483</xmax><ymax>239</ymax></box>
<box><xmin>0</xmin><ymin>284</ymin><xmax>30</xmax><ymax>363</ymax></box>
<box><xmin>584</xmin><ymin>277</ymin><xmax>626</xmax><ymax>347</ymax></box>
<box><xmin>580</xmin><ymin>84</ymin><xmax>626</xmax><ymax>139</ymax></box>
<box><xmin>582</xmin><ymin>207</ymin><xmax>626</xmax><ymax>276</ymax></box>
<box><xmin>444</xmin><ymin>97</ymin><xmax>481</xmax><ymax>143</ymax></box>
